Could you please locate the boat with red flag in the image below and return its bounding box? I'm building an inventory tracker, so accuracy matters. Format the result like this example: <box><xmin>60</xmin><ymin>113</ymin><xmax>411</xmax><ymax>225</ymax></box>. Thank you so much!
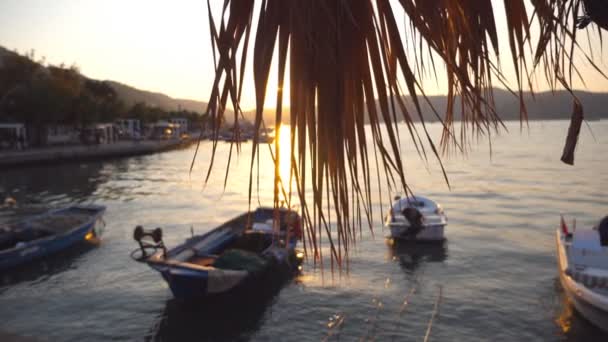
<box><xmin>556</xmin><ymin>215</ymin><xmax>608</xmax><ymax>331</ymax></box>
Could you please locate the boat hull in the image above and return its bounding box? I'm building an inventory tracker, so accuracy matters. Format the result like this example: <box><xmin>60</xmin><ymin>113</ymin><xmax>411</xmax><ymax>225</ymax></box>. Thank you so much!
<box><xmin>153</xmin><ymin>248</ymin><xmax>300</xmax><ymax>301</ymax></box>
<box><xmin>161</xmin><ymin>250</ymin><xmax>299</xmax><ymax>304</ymax></box>
<box><xmin>389</xmin><ymin>224</ymin><xmax>445</xmax><ymax>241</ymax></box>
<box><xmin>0</xmin><ymin>205</ymin><xmax>105</xmax><ymax>272</ymax></box>
<box><xmin>556</xmin><ymin>230</ymin><xmax>608</xmax><ymax>332</ymax></box>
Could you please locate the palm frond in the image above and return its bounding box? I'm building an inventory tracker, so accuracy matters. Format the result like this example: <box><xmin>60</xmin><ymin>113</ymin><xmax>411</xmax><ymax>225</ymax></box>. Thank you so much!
<box><xmin>193</xmin><ymin>0</ymin><xmax>606</xmax><ymax>266</ymax></box>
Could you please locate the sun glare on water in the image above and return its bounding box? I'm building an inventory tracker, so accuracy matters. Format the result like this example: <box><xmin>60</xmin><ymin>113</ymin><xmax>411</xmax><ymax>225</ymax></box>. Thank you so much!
<box><xmin>277</xmin><ymin>124</ymin><xmax>292</xmax><ymax>192</ymax></box>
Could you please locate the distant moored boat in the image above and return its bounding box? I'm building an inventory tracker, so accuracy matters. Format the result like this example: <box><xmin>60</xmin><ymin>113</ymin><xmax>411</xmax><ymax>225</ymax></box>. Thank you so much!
<box><xmin>385</xmin><ymin>195</ymin><xmax>447</xmax><ymax>242</ymax></box>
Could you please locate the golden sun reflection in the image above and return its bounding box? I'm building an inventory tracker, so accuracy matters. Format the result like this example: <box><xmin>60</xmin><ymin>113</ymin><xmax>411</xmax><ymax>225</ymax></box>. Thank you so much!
<box><xmin>556</xmin><ymin>295</ymin><xmax>573</xmax><ymax>334</ymax></box>
<box><xmin>277</xmin><ymin>124</ymin><xmax>292</xmax><ymax>192</ymax></box>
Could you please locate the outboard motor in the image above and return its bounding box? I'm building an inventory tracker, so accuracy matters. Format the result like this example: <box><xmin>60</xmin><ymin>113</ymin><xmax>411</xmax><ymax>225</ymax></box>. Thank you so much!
<box><xmin>402</xmin><ymin>207</ymin><xmax>424</xmax><ymax>237</ymax></box>
<box><xmin>131</xmin><ymin>226</ymin><xmax>166</xmax><ymax>261</ymax></box>
<box><xmin>599</xmin><ymin>216</ymin><xmax>608</xmax><ymax>247</ymax></box>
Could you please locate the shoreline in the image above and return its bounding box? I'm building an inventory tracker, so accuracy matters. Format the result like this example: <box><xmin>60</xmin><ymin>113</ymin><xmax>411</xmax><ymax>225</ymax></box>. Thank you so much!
<box><xmin>0</xmin><ymin>139</ymin><xmax>195</xmax><ymax>168</ymax></box>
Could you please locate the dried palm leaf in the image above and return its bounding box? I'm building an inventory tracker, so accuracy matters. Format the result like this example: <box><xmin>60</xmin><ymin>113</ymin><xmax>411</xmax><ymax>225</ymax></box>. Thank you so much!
<box><xmin>192</xmin><ymin>0</ymin><xmax>606</xmax><ymax>267</ymax></box>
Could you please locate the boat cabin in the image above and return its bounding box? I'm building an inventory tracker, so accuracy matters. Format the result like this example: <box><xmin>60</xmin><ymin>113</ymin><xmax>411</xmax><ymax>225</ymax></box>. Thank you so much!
<box><xmin>568</xmin><ymin>222</ymin><xmax>608</xmax><ymax>272</ymax></box>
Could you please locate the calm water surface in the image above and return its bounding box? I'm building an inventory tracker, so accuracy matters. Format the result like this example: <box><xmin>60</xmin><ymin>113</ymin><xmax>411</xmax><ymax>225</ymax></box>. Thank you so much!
<box><xmin>0</xmin><ymin>121</ymin><xmax>607</xmax><ymax>341</ymax></box>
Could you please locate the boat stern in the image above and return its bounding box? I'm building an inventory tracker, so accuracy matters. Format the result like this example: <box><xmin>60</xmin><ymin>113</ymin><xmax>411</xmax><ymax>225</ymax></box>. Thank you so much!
<box><xmin>556</xmin><ymin>227</ymin><xmax>608</xmax><ymax>331</ymax></box>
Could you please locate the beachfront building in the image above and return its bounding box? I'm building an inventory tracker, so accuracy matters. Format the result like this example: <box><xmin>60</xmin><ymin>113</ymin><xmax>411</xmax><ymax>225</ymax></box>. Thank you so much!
<box><xmin>47</xmin><ymin>124</ymin><xmax>78</xmax><ymax>145</ymax></box>
<box><xmin>115</xmin><ymin>119</ymin><xmax>142</xmax><ymax>139</ymax></box>
<box><xmin>0</xmin><ymin>123</ymin><xmax>27</xmax><ymax>150</ymax></box>
<box><xmin>94</xmin><ymin>123</ymin><xmax>118</xmax><ymax>144</ymax></box>
<box><xmin>168</xmin><ymin>118</ymin><xmax>188</xmax><ymax>136</ymax></box>
<box><xmin>79</xmin><ymin>123</ymin><xmax>118</xmax><ymax>145</ymax></box>
<box><xmin>150</xmin><ymin>121</ymin><xmax>180</xmax><ymax>140</ymax></box>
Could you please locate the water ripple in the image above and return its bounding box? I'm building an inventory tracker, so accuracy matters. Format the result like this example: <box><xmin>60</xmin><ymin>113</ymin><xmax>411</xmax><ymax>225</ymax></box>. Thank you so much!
<box><xmin>0</xmin><ymin>121</ymin><xmax>607</xmax><ymax>341</ymax></box>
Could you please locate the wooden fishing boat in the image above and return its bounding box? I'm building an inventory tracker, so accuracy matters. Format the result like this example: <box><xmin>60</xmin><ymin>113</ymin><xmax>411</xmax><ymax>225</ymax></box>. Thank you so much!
<box><xmin>131</xmin><ymin>207</ymin><xmax>303</xmax><ymax>301</ymax></box>
<box><xmin>556</xmin><ymin>216</ymin><xmax>608</xmax><ymax>331</ymax></box>
<box><xmin>0</xmin><ymin>205</ymin><xmax>106</xmax><ymax>271</ymax></box>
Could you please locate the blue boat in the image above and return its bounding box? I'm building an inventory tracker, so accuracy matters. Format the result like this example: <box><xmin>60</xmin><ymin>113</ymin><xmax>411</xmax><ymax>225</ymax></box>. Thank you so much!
<box><xmin>131</xmin><ymin>207</ymin><xmax>303</xmax><ymax>301</ymax></box>
<box><xmin>0</xmin><ymin>205</ymin><xmax>106</xmax><ymax>272</ymax></box>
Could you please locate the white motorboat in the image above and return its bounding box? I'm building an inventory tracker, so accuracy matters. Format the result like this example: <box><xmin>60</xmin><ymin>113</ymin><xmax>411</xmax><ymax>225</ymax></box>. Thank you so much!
<box><xmin>556</xmin><ymin>216</ymin><xmax>608</xmax><ymax>332</ymax></box>
<box><xmin>385</xmin><ymin>195</ymin><xmax>447</xmax><ymax>241</ymax></box>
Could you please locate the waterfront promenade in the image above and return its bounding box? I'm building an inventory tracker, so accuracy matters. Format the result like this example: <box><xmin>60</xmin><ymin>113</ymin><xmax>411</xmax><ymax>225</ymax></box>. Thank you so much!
<box><xmin>0</xmin><ymin>139</ymin><xmax>193</xmax><ymax>167</ymax></box>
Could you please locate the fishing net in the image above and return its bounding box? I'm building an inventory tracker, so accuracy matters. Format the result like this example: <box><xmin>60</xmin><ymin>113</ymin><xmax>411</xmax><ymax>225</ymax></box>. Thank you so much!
<box><xmin>214</xmin><ymin>249</ymin><xmax>268</xmax><ymax>273</ymax></box>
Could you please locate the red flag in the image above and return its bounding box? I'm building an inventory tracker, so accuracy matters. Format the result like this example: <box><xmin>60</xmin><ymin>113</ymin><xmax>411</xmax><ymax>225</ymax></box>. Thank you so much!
<box><xmin>561</xmin><ymin>215</ymin><xmax>569</xmax><ymax>235</ymax></box>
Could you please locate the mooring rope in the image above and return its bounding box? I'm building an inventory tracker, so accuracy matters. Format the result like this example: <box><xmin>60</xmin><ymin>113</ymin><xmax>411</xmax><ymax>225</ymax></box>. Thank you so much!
<box><xmin>423</xmin><ymin>285</ymin><xmax>443</xmax><ymax>342</ymax></box>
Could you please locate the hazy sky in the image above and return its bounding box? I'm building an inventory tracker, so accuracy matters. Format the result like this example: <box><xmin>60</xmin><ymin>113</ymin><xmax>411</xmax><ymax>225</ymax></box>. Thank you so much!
<box><xmin>0</xmin><ymin>0</ymin><xmax>217</xmax><ymax>105</ymax></box>
<box><xmin>1</xmin><ymin>0</ymin><xmax>607</xmax><ymax>111</ymax></box>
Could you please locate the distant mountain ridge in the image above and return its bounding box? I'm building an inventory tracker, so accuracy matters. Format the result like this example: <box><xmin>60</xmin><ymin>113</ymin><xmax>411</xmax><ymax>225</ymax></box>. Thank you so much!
<box><xmin>242</xmin><ymin>88</ymin><xmax>608</xmax><ymax>125</ymax></box>
<box><xmin>2</xmin><ymin>45</ymin><xmax>606</xmax><ymax>123</ymax></box>
<box><xmin>398</xmin><ymin>88</ymin><xmax>608</xmax><ymax>122</ymax></box>
<box><xmin>105</xmin><ymin>81</ymin><xmax>208</xmax><ymax>113</ymax></box>
<box><xmin>0</xmin><ymin>45</ymin><xmax>209</xmax><ymax>114</ymax></box>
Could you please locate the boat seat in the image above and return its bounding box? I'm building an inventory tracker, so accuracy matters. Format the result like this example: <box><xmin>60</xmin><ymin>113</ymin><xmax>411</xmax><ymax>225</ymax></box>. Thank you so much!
<box><xmin>28</xmin><ymin>214</ymin><xmax>90</xmax><ymax>234</ymax></box>
<box><xmin>231</xmin><ymin>231</ymin><xmax>271</xmax><ymax>254</ymax></box>
<box><xmin>172</xmin><ymin>248</ymin><xmax>196</xmax><ymax>262</ymax></box>
<box><xmin>171</xmin><ymin>230</ymin><xmax>232</xmax><ymax>262</ymax></box>
<box><xmin>252</xmin><ymin>222</ymin><xmax>273</xmax><ymax>233</ymax></box>
<box><xmin>189</xmin><ymin>255</ymin><xmax>217</xmax><ymax>267</ymax></box>
<box><xmin>192</xmin><ymin>230</ymin><xmax>234</xmax><ymax>253</ymax></box>
<box><xmin>15</xmin><ymin>228</ymin><xmax>53</xmax><ymax>242</ymax></box>
<box><xmin>172</xmin><ymin>248</ymin><xmax>218</xmax><ymax>262</ymax></box>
